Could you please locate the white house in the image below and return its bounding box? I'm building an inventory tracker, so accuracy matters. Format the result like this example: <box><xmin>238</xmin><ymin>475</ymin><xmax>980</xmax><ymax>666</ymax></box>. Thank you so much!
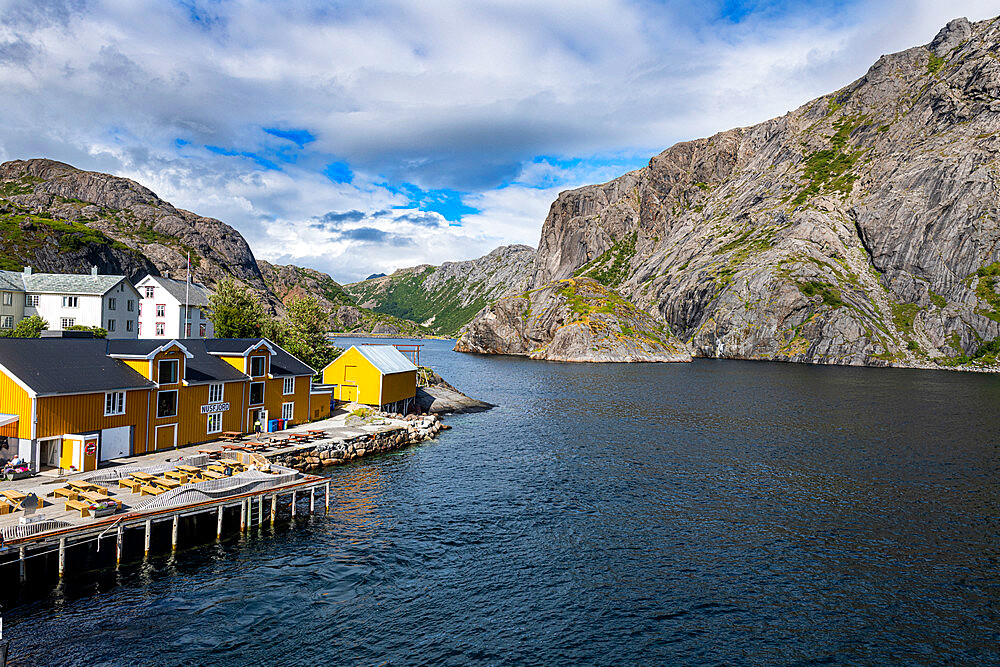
<box><xmin>0</xmin><ymin>266</ymin><xmax>140</xmax><ymax>338</ymax></box>
<box><xmin>135</xmin><ymin>274</ymin><xmax>214</xmax><ymax>339</ymax></box>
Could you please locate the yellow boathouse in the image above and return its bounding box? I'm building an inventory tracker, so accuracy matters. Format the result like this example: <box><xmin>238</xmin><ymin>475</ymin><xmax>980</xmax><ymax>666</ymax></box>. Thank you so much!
<box><xmin>322</xmin><ymin>345</ymin><xmax>417</xmax><ymax>413</ymax></box>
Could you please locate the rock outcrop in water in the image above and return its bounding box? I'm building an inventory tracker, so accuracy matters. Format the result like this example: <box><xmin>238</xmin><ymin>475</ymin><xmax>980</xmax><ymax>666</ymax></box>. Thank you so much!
<box><xmin>455</xmin><ymin>277</ymin><xmax>692</xmax><ymax>362</ymax></box>
<box><xmin>458</xmin><ymin>16</ymin><xmax>1000</xmax><ymax>368</ymax></box>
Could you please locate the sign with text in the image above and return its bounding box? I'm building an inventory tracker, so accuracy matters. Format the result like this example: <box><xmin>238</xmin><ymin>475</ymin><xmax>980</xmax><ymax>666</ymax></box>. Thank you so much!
<box><xmin>200</xmin><ymin>402</ymin><xmax>230</xmax><ymax>414</ymax></box>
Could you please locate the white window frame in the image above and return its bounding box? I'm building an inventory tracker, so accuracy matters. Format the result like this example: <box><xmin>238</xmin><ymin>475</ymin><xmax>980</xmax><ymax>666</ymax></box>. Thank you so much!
<box><xmin>283</xmin><ymin>377</ymin><xmax>294</xmax><ymax>395</ymax></box>
<box><xmin>127</xmin><ymin>299</ymin><xmax>134</xmax><ymax>312</ymax></box>
<box><xmin>155</xmin><ymin>322</ymin><xmax>165</xmax><ymax>336</ymax></box>
<box><xmin>0</xmin><ymin>316</ymin><xmax>13</xmax><ymax>329</ymax></box>
<box><xmin>158</xmin><ymin>359</ymin><xmax>179</xmax><ymax>385</ymax></box>
<box><xmin>155</xmin><ymin>304</ymin><xmax>165</xmax><ymax>317</ymax></box>
<box><xmin>25</xmin><ymin>294</ymin><xmax>38</xmax><ymax>307</ymax></box>
<box><xmin>1</xmin><ymin>292</ymin><xmax>10</xmax><ymax>306</ymax></box>
<box><xmin>249</xmin><ymin>356</ymin><xmax>266</xmax><ymax>377</ymax></box>
<box><xmin>108</xmin><ymin>297</ymin><xmax>116</xmax><ymax>310</ymax></box>
<box><xmin>206</xmin><ymin>412</ymin><xmax>222</xmax><ymax>434</ymax></box>
<box><xmin>145</xmin><ymin>286</ymin><xmax>154</xmax><ymax>298</ymax></box>
<box><xmin>104</xmin><ymin>391</ymin><xmax>125</xmax><ymax>416</ymax></box>
<box><xmin>62</xmin><ymin>296</ymin><xmax>79</xmax><ymax>308</ymax></box>
<box><xmin>60</xmin><ymin>317</ymin><xmax>75</xmax><ymax>328</ymax></box>
<box><xmin>208</xmin><ymin>383</ymin><xmax>224</xmax><ymax>404</ymax></box>
<box><xmin>282</xmin><ymin>402</ymin><xmax>294</xmax><ymax>420</ymax></box>
<box><xmin>107</xmin><ymin>319</ymin><xmax>116</xmax><ymax>332</ymax></box>
<box><xmin>249</xmin><ymin>381</ymin><xmax>264</xmax><ymax>406</ymax></box>
<box><xmin>156</xmin><ymin>389</ymin><xmax>178</xmax><ymax>418</ymax></box>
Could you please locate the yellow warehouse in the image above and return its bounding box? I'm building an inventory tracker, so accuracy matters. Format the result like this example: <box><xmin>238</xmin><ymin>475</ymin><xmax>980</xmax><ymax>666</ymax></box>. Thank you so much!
<box><xmin>322</xmin><ymin>345</ymin><xmax>417</xmax><ymax>413</ymax></box>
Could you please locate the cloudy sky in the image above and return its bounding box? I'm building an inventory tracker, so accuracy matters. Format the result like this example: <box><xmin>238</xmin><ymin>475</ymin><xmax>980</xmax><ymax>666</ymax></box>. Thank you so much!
<box><xmin>1</xmin><ymin>0</ymin><xmax>997</xmax><ymax>282</ymax></box>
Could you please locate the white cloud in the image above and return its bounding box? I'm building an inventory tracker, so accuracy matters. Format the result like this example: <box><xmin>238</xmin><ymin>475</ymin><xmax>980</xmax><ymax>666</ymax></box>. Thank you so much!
<box><xmin>0</xmin><ymin>0</ymin><xmax>996</xmax><ymax>282</ymax></box>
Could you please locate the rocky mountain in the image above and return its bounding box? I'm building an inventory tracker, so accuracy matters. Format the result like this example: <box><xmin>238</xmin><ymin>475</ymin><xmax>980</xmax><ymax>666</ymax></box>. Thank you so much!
<box><xmin>346</xmin><ymin>244</ymin><xmax>537</xmax><ymax>336</ymax></box>
<box><xmin>258</xmin><ymin>260</ymin><xmax>430</xmax><ymax>336</ymax></box>
<box><xmin>458</xmin><ymin>16</ymin><xmax>1000</xmax><ymax>368</ymax></box>
<box><xmin>455</xmin><ymin>277</ymin><xmax>692</xmax><ymax>362</ymax></box>
<box><xmin>0</xmin><ymin>158</ymin><xmax>429</xmax><ymax>335</ymax></box>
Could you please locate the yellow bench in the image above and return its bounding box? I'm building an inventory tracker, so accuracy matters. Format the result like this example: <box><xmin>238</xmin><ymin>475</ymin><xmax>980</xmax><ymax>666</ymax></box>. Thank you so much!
<box><xmin>54</xmin><ymin>487</ymin><xmax>78</xmax><ymax>501</ymax></box>
<box><xmin>65</xmin><ymin>499</ymin><xmax>92</xmax><ymax>517</ymax></box>
<box><xmin>118</xmin><ymin>479</ymin><xmax>142</xmax><ymax>493</ymax></box>
<box><xmin>140</xmin><ymin>485</ymin><xmax>165</xmax><ymax>496</ymax></box>
<box><xmin>0</xmin><ymin>500</ymin><xmax>12</xmax><ymax>515</ymax></box>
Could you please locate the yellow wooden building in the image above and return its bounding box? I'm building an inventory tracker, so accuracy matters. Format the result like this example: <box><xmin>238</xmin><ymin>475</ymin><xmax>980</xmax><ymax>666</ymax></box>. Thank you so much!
<box><xmin>0</xmin><ymin>335</ymin><xmax>326</xmax><ymax>473</ymax></box>
<box><xmin>322</xmin><ymin>345</ymin><xmax>417</xmax><ymax>413</ymax></box>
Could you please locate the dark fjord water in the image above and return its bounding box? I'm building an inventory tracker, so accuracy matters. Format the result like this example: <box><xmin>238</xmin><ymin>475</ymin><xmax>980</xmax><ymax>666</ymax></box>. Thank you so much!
<box><xmin>5</xmin><ymin>339</ymin><xmax>1000</xmax><ymax>665</ymax></box>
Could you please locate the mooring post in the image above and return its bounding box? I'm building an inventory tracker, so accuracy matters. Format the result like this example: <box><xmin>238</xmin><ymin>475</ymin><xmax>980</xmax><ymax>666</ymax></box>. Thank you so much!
<box><xmin>58</xmin><ymin>538</ymin><xmax>66</xmax><ymax>578</ymax></box>
<box><xmin>217</xmin><ymin>505</ymin><xmax>224</xmax><ymax>539</ymax></box>
<box><xmin>270</xmin><ymin>495</ymin><xmax>277</xmax><ymax>526</ymax></box>
<box><xmin>144</xmin><ymin>518</ymin><xmax>152</xmax><ymax>556</ymax></box>
<box><xmin>325</xmin><ymin>482</ymin><xmax>330</xmax><ymax>515</ymax></box>
<box><xmin>291</xmin><ymin>491</ymin><xmax>297</xmax><ymax>519</ymax></box>
<box><xmin>240</xmin><ymin>498</ymin><xmax>247</xmax><ymax>532</ymax></box>
<box><xmin>309</xmin><ymin>488</ymin><xmax>315</xmax><ymax>515</ymax></box>
<box><xmin>116</xmin><ymin>524</ymin><xmax>124</xmax><ymax>566</ymax></box>
<box><xmin>257</xmin><ymin>495</ymin><xmax>264</xmax><ymax>527</ymax></box>
<box><xmin>19</xmin><ymin>546</ymin><xmax>26</xmax><ymax>583</ymax></box>
<box><xmin>171</xmin><ymin>514</ymin><xmax>179</xmax><ymax>550</ymax></box>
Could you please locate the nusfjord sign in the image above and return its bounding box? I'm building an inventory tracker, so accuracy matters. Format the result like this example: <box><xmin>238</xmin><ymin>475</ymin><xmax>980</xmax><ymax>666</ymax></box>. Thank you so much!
<box><xmin>200</xmin><ymin>403</ymin><xmax>230</xmax><ymax>414</ymax></box>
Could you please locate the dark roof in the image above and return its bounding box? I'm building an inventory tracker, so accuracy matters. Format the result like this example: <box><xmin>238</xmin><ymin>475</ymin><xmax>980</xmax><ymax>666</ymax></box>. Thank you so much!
<box><xmin>203</xmin><ymin>338</ymin><xmax>316</xmax><ymax>376</ymax></box>
<box><xmin>141</xmin><ymin>276</ymin><xmax>212</xmax><ymax>308</ymax></box>
<box><xmin>106</xmin><ymin>339</ymin><xmax>248</xmax><ymax>384</ymax></box>
<box><xmin>0</xmin><ymin>339</ymin><xmax>154</xmax><ymax>395</ymax></box>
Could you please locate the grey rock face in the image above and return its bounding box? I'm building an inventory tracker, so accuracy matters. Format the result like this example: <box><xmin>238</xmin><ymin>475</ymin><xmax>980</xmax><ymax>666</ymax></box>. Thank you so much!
<box><xmin>464</xmin><ymin>15</ymin><xmax>1000</xmax><ymax>368</ymax></box>
<box><xmin>455</xmin><ymin>277</ymin><xmax>693</xmax><ymax>362</ymax></box>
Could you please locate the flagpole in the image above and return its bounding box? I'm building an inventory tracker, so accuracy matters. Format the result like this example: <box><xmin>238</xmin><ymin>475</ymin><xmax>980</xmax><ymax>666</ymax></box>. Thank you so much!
<box><xmin>184</xmin><ymin>252</ymin><xmax>191</xmax><ymax>339</ymax></box>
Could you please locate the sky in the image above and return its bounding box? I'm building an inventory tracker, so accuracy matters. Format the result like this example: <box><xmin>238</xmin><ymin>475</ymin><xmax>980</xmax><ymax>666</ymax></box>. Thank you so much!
<box><xmin>0</xmin><ymin>0</ymin><xmax>998</xmax><ymax>283</ymax></box>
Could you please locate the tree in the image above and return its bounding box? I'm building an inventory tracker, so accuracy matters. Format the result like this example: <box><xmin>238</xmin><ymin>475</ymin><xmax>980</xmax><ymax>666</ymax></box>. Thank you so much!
<box><xmin>278</xmin><ymin>295</ymin><xmax>338</xmax><ymax>372</ymax></box>
<box><xmin>208</xmin><ymin>279</ymin><xmax>269</xmax><ymax>338</ymax></box>
<box><xmin>66</xmin><ymin>324</ymin><xmax>107</xmax><ymax>338</ymax></box>
<box><xmin>0</xmin><ymin>315</ymin><xmax>48</xmax><ymax>338</ymax></box>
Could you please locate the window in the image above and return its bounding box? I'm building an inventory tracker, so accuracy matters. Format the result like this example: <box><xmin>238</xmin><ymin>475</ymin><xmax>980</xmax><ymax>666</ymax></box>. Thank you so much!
<box><xmin>137</xmin><ymin>322</ymin><xmax>141</xmax><ymax>335</ymax></box>
<box><xmin>208</xmin><ymin>383</ymin><xmax>224</xmax><ymax>404</ymax></box>
<box><xmin>108</xmin><ymin>297</ymin><xmax>116</xmax><ymax>310</ymax></box>
<box><xmin>249</xmin><ymin>382</ymin><xmax>264</xmax><ymax>405</ymax></box>
<box><xmin>1</xmin><ymin>292</ymin><xmax>11</xmax><ymax>305</ymax></box>
<box><xmin>0</xmin><ymin>316</ymin><xmax>12</xmax><ymax>329</ymax></box>
<box><xmin>156</xmin><ymin>390</ymin><xmax>178</xmax><ymax>418</ymax></box>
<box><xmin>155</xmin><ymin>304</ymin><xmax>165</xmax><ymax>317</ymax></box>
<box><xmin>283</xmin><ymin>377</ymin><xmax>294</xmax><ymax>394</ymax></box>
<box><xmin>104</xmin><ymin>391</ymin><xmax>125</xmax><ymax>416</ymax></box>
<box><xmin>206</xmin><ymin>412</ymin><xmax>222</xmax><ymax>434</ymax></box>
<box><xmin>107</xmin><ymin>319</ymin><xmax>116</xmax><ymax>332</ymax></box>
<box><xmin>138</xmin><ymin>302</ymin><xmax>142</xmax><ymax>315</ymax></box>
<box><xmin>155</xmin><ymin>322</ymin><xmax>165</xmax><ymax>336</ymax></box>
<box><xmin>249</xmin><ymin>356</ymin><xmax>265</xmax><ymax>377</ymax></box>
<box><xmin>25</xmin><ymin>294</ymin><xmax>38</xmax><ymax>307</ymax></box>
<box><xmin>282</xmin><ymin>402</ymin><xmax>294</xmax><ymax>420</ymax></box>
<box><xmin>145</xmin><ymin>286</ymin><xmax>154</xmax><ymax>298</ymax></box>
<box><xmin>62</xmin><ymin>296</ymin><xmax>79</xmax><ymax>308</ymax></box>
<box><xmin>199</xmin><ymin>323</ymin><xmax>206</xmax><ymax>337</ymax></box>
<box><xmin>126</xmin><ymin>320</ymin><xmax>133</xmax><ymax>332</ymax></box>
<box><xmin>127</xmin><ymin>299</ymin><xmax>134</xmax><ymax>312</ymax></box>
<box><xmin>60</xmin><ymin>318</ymin><xmax>75</xmax><ymax>328</ymax></box>
<box><xmin>185</xmin><ymin>323</ymin><xmax>191</xmax><ymax>337</ymax></box>
<box><xmin>158</xmin><ymin>359</ymin><xmax>179</xmax><ymax>384</ymax></box>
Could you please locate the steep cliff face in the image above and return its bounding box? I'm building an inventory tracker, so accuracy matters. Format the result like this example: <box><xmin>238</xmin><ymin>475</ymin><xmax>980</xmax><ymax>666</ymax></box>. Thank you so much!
<box><xmin>346</xmin><ymin>244</ymin><xmax>536</xmax><ymax>335</ymax></box>
<box><xmin>455</xmin><ymin>277</ymin><xmax>692</xmax><ymax>362</ymax></box>
<box><xmin>464</xmin><ymin>16</ymin><xmax>1000</xmax><ymax>368</ymax></box>
<box><xmin>0</xmin><ymin>158</ymin><xmax>271</xmax><ymax>300</ymax></box>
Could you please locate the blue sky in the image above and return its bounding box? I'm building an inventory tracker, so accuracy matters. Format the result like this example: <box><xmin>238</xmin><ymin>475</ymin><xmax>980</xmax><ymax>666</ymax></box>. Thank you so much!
<box><xmin>0</xmin><ymin>0</ymin><xmax>996</xmax><ymax>282</ymax></box>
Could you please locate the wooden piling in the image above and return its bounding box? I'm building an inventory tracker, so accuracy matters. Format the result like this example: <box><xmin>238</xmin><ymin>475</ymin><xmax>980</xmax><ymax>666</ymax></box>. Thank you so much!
<box><xmin>58</xmin><ymin>538</ymin><xmax>66</xmax><ymax>577</ymax></box>
<box><xmin>309</xmin><ymin>488</ymin><xmax>315</xmax><ymax>515</ymax></box>
<box><xmin>19</xmin><ymin>546</ymin><xmax>25</xmax><ymax>583</ymax></box>
<box><xmin>325</xmin><ymin>482</ymin><xmax>330</xmax><ymax>514</ymax></box>
<box><xmin>270</xmin><ymin>495</ymin><xmax>277</xmax><ymax>526</ymax></box>
<box><xmin>240</xmin><ymin>498</ymin><xmax>247</xmax><ymax>532</ymax></box>
<box><xmin>171</xmin><ymin>515</ymin><xmax>179</xmax><ymax>550</ymax></box>
<box><xmin>291</xmin><ymin>491</ymin><xmax>297</xmax><ymax>518</ymax></box>
<box><xmin>144</xmin><ymin>518</ymin><xmax>152</xmax><ymax>556</ymax></box>
<box><xmin>217</xmin><ymin>505</ymin><xmax>224</xmax><ymax>539</ymax></box>
<box><xmin>116</xmin><ymin>524</ymin><xmax>123</xmax><ymax>566</ymax></box>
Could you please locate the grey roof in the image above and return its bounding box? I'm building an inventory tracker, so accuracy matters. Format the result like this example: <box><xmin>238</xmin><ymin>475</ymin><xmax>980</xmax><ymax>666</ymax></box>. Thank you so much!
<box><xmin>355</xmin><ymin>345</ymin><xmax>418</xmax><ymax>375</ymax></box>
<box><xmin>203</xmin><ymin>338</ymin><xmax>316</xmax><ymax>377</ymax></box>
<box><xmin>107</xmin><ymin>339</ymin><xmax>248</xmax><ymax>384</ymax></box>
<box><xmin>0</xmin><ymin>339</ymin><xmax>154</xmax><ymax>395</ymax></box>
<box><xmin>141</xmin><ymin>276</ymin><xmax>212</xmax><ymax>308</ymax></box>
<box><xmin>0</xmin><ymin>271</ymin><xmax>24</xmax><ymax>292</ymax></box>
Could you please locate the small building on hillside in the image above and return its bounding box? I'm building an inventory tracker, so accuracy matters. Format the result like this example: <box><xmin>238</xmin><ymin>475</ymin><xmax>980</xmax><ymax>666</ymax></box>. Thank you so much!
<box><xmin>135</xmin><ymin>274</ymin><xmax>214</xmax><ymax>339</ymax></box>
<box><xmin>322</xmin><ymin>345</ymin><xmax>417</xmax><ymax>413</ymax></box>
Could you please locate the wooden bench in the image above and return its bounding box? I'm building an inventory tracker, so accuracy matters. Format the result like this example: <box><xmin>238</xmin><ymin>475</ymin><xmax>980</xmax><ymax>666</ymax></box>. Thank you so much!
<box><xmin>53</xmin><ymin>487</ymin><xmax>78</xmax><ymax>501</ymax></box>
<box><xmin>0</xmin><ymin>500</ymin><xmax>12</xmax><ymax>515</ymax></box>
<box><xmin>118</xmin><ymin>478</ymin><xmax>142</xmax><ymax>493</ymax></box>
<box><xmin>152</xmin><ymin>477</ymin><xmax>181</xmax><ymax>490</ymax></box>
<box><xmin>198</xmin><ymin>470</ymin><xmax>225</xmax><ymax>480</ymax></box>
<box><xmin>65</xmin><ymin>499</ymin><xmax>92</xmax><ymax>517</ymax></box>
<box><xmin>140</xmin><ymin>485</ymin><xmax>165</xmax><ymax>496</ymax></box>
<box><xmin>2</xmin><ymin>490</ymin><xmax>26</xmax><ymax>504</ymax></box>
<box><xmin>163</xmin><ymin>470</ymin><xmax>188</xmax><ymax>484</ymax></box>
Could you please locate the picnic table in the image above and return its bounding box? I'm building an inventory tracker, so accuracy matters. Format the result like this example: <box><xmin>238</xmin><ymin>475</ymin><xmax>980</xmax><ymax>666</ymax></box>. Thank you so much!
<box><xmin>152</xmin><ymin>477</ymin><xmax>181</xmax><ymax>490</ymax></box>
<box><xmin>130</xmin><ymin>472</ymin><xmax>156</xmax><ymax>482</ymax></box>
<box><xmin>176</xmin><ymin>464</ymin><xmax>202</xmax><ymax>474</ymax></box>
<box><xmin>199</xmin><ymin>470</ymin><xmax>225</xmax><ymax>480</ymax></box>
<box><xmin>219</xmin><ymin>431</ymin><xmax>243</xmax><ymax>442</ymax></box>
<box><xmin>80</xmin><ymin>491</ymin><xmax>122</xmax><ymax>509</ymax></box>
<box><xmin>2</xmin><ymin>489</ymin><xmax>27</xmax><ymax>504</ymax></box>
<box><xmin>306</xmin><ymin>430</ymin><xmax>326</xmax><ymax>437</ymax></box>
<box><xmin>218</xmin><ymin>458</ymin><xmax>243</xmax><ymax>467</ymax></box>
<box><xmin>198</xmin><ymin>449</ymin><xmax>222</xmax><ymax>459</ymax></box>
<box><xmin>163</xmin><ymin>470</ymin><xmax>189</xmax><ymax>483</ymax></box>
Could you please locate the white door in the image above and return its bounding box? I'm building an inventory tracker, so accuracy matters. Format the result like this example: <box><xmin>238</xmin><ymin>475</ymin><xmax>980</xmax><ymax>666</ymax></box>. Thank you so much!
<box><xmin>100</xmin><ymin>426</ymin><xmax>132</xmax><ymax>461</ymax></box>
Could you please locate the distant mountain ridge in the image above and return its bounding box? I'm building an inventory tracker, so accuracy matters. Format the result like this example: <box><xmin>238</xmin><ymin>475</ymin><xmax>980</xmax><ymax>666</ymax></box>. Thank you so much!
<box><xmin>0</xmin><ymin>158</ymin><xmax>427</xmax><ymax>336</ymax></box>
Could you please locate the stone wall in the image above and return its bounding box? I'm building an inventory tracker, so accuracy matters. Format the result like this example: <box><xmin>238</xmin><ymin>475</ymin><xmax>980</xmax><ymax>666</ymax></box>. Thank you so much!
<box><xmin>268</xmin><ymin>414</ymin><xmax>447</xmax><ymax>472</ymax></box>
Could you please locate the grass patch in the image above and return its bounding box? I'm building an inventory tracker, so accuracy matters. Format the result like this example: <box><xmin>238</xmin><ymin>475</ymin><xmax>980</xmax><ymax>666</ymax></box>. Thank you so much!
<box><xmin>575</xmin><ymin>232</ymin><xmax>638</xmax><ymax>288</ymax></box>
<box><xmin>790</xmin><ymin>115</ymin><xmax>869</xmax><ymax>206</ymax></box>
<box><xmin>797</xmin><ymin>280</ymin><xmax>844</xmax><ymax>309</ymax></box>
<box><xmin>927</xmin><ymin>52</ymin><xmax>945</xmax><ymax>75</ymax></box>
<box><xmin>928</xmin><ymin>288</ymin><xmax>946</xmax><ymax>308</ymax></box>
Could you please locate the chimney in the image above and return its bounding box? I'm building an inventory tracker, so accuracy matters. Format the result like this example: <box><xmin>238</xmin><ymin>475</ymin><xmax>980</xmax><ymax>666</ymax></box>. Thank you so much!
<box><xmin>91</xmin><ymin>266</ymin><xmax>99</xmax><ymax>276</ymax></box>
<box><xmin>23</xmin><ymin>266</ymin><xmax>32</xmax><ymax>275</ymax></box>
<box><xmin>164</xmin><ymin>270</ymin><xmax>171</xmax><ymax>279</ymax></box>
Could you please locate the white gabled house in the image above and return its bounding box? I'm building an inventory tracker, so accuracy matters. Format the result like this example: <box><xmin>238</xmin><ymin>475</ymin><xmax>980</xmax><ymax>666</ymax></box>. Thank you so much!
<box><xmin>135</xmin><ymin>274</ymin><xmax>214</xmax><ymax>339</ymax></box>
<box><xmin>0</xmin><ymin>266</ymin><xmax>140</xmax><ymax>338</ymax></box>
